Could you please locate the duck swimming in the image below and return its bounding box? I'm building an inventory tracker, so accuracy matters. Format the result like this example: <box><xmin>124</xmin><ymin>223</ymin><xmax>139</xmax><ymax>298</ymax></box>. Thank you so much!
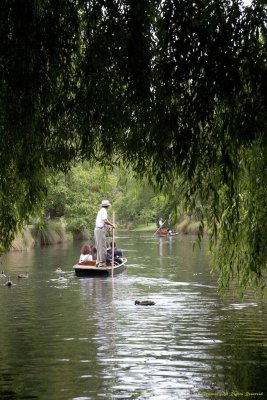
<box><xmin>0</xmin><ymin>271</ymin><xmax>6</xmax><ymax>278</ymax></box>
<box><xmin>55</xmin><ymin>267</ymin><xmax>63</xmax><ymax>273</ymax></box>
<box><xmin>57</xmin><ymin>276</ymin><xmax>67</xmax><ymax>282</ymax></box>
<box><xmin>5</xmin><ymin>277</ymin><xmax>14</xmax><ymax>287</ymax></box>
<box><xmin>18</xmin><ymin>272</ymin><xmax>29</xmax><ymax>279</ymax></box>
<box><xmin>135</xmin><ymin>300</ymin><xmax>155</xmax><ymax>306</ymax></box>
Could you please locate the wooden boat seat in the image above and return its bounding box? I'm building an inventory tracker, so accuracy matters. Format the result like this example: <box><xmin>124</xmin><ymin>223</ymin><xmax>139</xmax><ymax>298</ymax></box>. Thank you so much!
<box><xmin>78</xmin><ymin>260</ymin><xmax>96</xmax><ymax>266</ymax></box>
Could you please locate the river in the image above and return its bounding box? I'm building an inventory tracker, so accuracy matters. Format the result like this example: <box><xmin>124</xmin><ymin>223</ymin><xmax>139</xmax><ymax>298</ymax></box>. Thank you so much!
<box><xmin>0</xmin><ymin>233</ymin><xmax>266</xmax><ymax>400</ymax></box>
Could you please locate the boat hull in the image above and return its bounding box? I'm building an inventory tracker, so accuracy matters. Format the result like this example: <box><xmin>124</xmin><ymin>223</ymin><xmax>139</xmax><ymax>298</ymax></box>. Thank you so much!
<box><xmin>73</xmin><ymin>258</ymin><xmax>127</xmax><ymax>277</ymax></box>
<box><xmin>158</xmin><ymin>232</ymin><xmax>178</xmax><ymax>237</ymax></box>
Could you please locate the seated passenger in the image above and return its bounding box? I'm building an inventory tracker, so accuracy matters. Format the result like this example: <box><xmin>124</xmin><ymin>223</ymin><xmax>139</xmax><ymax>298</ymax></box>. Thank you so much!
<box><xmin>108</xmin><ymin>242</ymin><xmax>123</xmax><ymax>257</ymax></box>
<box><xmin>106</xmin><ymin>242</ymin><xmax>123</xmax><ymax>263</ymax></box>
<box><xmin>91</xmin><ymin>245</ymin><xmax>97</xmax><ymax>260</ymax></box>
<box><xmin>79</xmin><ymin>244</ymin><xmax>93</xmax><ymax>263</ymax></box>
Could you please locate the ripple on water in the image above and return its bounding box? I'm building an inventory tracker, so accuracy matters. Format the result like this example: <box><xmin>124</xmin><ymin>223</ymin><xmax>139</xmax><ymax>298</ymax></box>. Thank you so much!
<box><xmin>1</xmin><ymin>236</ymin><xmax>267</xmax><ymax>400</ymax></box>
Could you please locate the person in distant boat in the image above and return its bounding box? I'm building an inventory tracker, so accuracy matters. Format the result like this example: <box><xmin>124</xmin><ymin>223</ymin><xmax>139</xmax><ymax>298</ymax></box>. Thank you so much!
<box><xmin>79</xmin><ymin>244</ymin><xmax>93</xmax><ymax>263</ymax></box>
<box><xmin>159</xmin><ymin>218</ymin><xmax>165</xmax><ymax>234</ymax></box>
<box><xmin>94</xmin><ymin>200</ymin><xmax>115</xmax><ymax>267</ymax></box>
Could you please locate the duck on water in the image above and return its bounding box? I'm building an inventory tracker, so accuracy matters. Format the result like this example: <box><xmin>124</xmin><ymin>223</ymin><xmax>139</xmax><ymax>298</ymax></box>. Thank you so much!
<box><xmin>135</xmin><ymin>300</ymin><xmax>155</xmax><ymax>306</ymax></box>
<box><xmin>5</xmin><ymin>277</ymin><xmax>15</xmax><ymax>287</ymax></box>
<box><xmin>18</xmin><ymin>272</ymin><xmax>29</xmax><ymax>279</ymax></box>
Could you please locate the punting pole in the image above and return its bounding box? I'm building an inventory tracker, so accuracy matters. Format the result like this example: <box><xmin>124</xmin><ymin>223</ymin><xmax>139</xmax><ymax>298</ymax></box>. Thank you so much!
<box><xmin>112</xmin><ymin>211</ymin><xmax>115</xmax><ymax>278</ymax></box>
<box><xmin>153</xmin><ymin>219</ymin><xmax>167</xmax><ymax>236</ymax></box>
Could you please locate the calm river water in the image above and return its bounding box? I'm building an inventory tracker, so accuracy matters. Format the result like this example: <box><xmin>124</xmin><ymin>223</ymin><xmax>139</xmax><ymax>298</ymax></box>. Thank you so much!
<box><xmin>0</xmin><ymin>233</ymin><xmax>266</xmax><ymax>400</ymax></box>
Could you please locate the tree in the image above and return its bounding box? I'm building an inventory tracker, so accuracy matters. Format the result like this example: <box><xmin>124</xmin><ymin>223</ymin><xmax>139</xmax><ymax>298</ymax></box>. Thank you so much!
<box><xmin>113</xmin><ymin>174</ymin><xmax>158</xmax><ymax>227</ymax></box>
<box><xmin>0</xmin><ymin>0</ymin><xmax>266</xmax><ymax>289</ymax></box>
<box><xmin>45</xmin><ymin>163</ymin><xmax>118</xmax><ymax>237</ymax></box>
<box><xmin>45</xmin><ymin>164</ymin><xmax>163</xmax><ymax>231</ymax></box>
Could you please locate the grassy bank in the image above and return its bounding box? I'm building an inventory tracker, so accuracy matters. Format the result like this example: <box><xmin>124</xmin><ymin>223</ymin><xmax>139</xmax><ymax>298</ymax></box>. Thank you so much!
<box><xmin>131</xmin><ymin>223</ymin><xmax>156</xmax><ymax>232</ymax></box>
<box><xmin>11</xmin><ymin>227</ymin><xmax>35</xmax><ymax>251</ymax></box>
<box><xmin>9</xmin><ymin>216</ymin><xmax>206</xmax><ymax>252</ymax></box>
<box><xmin>131</xmin><ymin>218</ymin><xmax>206</xmax><ymax>236</ymax></box>
<box><xmin>10</xmin><ymin>220</ymin><xmax>69</xmax><ymax>251</ymax></box>
<box><xmin>176</xmin><ymin>218</ymin><xmax>204</xmax><ymax>235</ymax></box>
<box><xmin>31</xmin><ymin>220</ymin><xmax>68</xmax><ymax>246</ymax></box>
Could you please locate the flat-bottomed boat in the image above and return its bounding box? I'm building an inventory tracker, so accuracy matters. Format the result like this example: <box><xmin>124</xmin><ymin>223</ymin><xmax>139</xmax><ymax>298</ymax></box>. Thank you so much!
<box><xmin>73</xmin><ymin>258</ymin><xmax>127</xmax><ymax>277</ymax></box>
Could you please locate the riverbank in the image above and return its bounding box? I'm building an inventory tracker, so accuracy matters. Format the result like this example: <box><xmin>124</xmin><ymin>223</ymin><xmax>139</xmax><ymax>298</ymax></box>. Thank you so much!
<box><xmin>8</xmin><ymin>217</ymin><xmax>206</xmax><ymax>252</ymax></box>
<box><xmin>131</xmin><ymin>218</ymin><xmax>206</xmax><ymax>236</ymax></box>
<box><xmin>9</xmin><ymin>221</ymin><xmax>70</xmax><ymax>252</ymax></box>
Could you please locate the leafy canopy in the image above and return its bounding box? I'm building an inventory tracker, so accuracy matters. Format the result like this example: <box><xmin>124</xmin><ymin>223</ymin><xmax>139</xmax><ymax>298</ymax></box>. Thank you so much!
<box><xmin>0</xmin><ymin>0</ymin><xmax>267</xmax><ymax>288</ymax></box>
<box><xmin>45</xmin><ymin>164</ymin><xmax>170</xmax><ymax>232</ymax></box>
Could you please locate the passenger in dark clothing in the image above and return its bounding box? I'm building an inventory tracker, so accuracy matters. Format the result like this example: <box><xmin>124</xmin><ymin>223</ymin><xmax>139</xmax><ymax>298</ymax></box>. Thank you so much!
<box><xmin>107</xmin><ymin>242</ymin><xmax>123</xmax><ymax>264</ymax></box>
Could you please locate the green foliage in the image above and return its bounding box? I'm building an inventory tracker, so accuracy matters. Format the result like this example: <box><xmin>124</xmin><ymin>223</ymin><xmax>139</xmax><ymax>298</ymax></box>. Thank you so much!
<box><xmin>211</xmin><ymin>141</ymin><xmax>267</xmax><ymax>290</ymax></box>
<box><xmin>45</xmin><ymin>164</ymin><xmax>169</xmax><ymax>233</ymax></box>
<box><xmin>112</xmin><ymin>170</ymin><xmax>174</xmax><ymax>228</ymax></box>
<box><xmin>177</xmin><ymin>217</ymin><xmax>201</xmax><ymax>236</ymax></box>
<box><xmin>31</xmin><ymin>218</ymin><xmax>67</xmax><ymax>246</ymax></box>
<box><xmin>45</xmin><ymin>163</ymin><xmax>118</xmax><ymax>236</ymax></box>
<box><xmin>0</xmin><ymin>1</ymin><xmax>267</xmax><ymax>289</ymax></box>
<box><xmin>0</xmin><ymin>0</ymin><xmax>80</xmax><ymax>248</ymax></box>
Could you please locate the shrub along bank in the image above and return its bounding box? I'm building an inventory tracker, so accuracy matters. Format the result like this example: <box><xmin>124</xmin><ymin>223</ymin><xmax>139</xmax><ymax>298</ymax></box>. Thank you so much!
<box><xmin>8</xmin><ymin>216</ymin><xmax>205</xmax><ymax>252</ymax></box>
<box><xmin>10</xmin><ymin>220</ymin><xmax>69</xmax><ymax>251</ymax></box>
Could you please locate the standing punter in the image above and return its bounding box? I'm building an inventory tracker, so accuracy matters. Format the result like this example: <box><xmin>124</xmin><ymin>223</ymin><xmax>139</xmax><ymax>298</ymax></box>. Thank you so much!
<box><xmin>95</xmin><ymin>200</ymin><xmax>115</xmax><ymax>267</ymax></box>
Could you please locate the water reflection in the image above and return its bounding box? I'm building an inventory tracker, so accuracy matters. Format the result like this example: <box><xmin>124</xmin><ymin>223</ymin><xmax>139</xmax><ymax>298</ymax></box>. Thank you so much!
<box><xmin>0</xmin><ymin>234</ymin><xmax>266</xmax><ymax>400</ymax></box>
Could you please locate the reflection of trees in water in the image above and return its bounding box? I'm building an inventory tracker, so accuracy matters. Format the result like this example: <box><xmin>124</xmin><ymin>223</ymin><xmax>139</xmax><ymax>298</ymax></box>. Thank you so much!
<box><xmin>205</xmin><ymin>302</ymin><xmax>267</xmax><ymax>396</ymax></box>
<box><xmin>79</xmin><ymin>276</ymin><xmax>117</xmax><ymax>348</ymax></box>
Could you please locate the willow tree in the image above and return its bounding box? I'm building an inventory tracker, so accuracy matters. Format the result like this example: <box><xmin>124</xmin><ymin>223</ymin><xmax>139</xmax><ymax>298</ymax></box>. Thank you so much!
<box><xmin>0</xmin><ymin>0</ymin><xmax>266</xmax><ymax>289</ymax></box>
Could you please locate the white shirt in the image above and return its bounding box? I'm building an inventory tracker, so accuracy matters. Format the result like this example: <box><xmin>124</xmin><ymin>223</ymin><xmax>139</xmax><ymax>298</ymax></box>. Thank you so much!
<box><xmin>95</xmin><ymin>207</ymin><xmax>108</xmax><ymax>228</ymax></box>
<box><xmin>79</xmin><ymin>254</ymin><xmax>93</xmax><ymax>262</ymax></box>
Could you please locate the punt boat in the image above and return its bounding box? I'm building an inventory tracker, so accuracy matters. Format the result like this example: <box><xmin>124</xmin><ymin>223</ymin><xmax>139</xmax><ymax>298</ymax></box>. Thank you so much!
<box><xmin>73</xmin><ymin>258</ymin><xmax>127</xmax><ymax>277</ymax></box>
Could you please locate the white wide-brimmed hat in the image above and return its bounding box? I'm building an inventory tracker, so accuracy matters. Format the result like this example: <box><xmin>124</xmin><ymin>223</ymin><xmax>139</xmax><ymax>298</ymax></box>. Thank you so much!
<box><xmin>101</xmin><ymin>200</ymin><xmax>111</xmax><ymax>207</ymax></box>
